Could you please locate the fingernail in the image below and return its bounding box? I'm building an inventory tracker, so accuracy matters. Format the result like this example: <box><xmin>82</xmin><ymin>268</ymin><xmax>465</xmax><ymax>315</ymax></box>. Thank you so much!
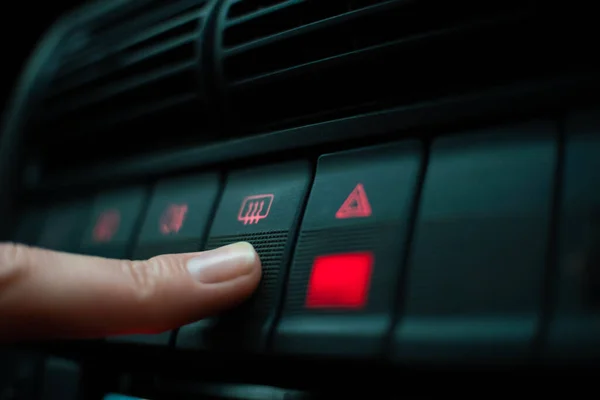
<box><xmin>186</xmin><ymin>242</ymin><xmax>258</xmax><ymax>284</ymax></box>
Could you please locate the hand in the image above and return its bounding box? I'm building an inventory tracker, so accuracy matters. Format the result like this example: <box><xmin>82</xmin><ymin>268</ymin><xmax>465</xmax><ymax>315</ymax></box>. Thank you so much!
<box><xmin>0</xmin><ymin>242</ymin><xmax>261</xmax><ymax>342</ymax></box>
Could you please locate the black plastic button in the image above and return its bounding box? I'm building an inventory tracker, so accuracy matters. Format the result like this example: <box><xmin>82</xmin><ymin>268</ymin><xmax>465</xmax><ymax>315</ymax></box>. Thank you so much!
<box><xmin>36</xmin><ymin>200</ymin><xmax>91</xmax><ymax>253</ymax></box>
<box><xmin>14</xmin><ymin>200</ymin><xmax>90</xmax><ymax>253</ymax></box>
<box><xmin>40</xmin><ymin>357</ymin><xmax>80</xmax><ymax>400</ymax></box>
<box><xmin>14</xmin><ymin>206</ymin><xmax>47</xmax><ymax>246</ymax></box>
<box><xmin>546</xmin><ymin>110</ymin><xmax>600</xmax><ymax>360</ymax></box>
<box><xmin>0</xmin><ymin>350</ymin><xmax>43</xmax><ymax>400</ymax></box>
<box><xmin>177</xmin><ymin>161</ymin><xmax>311</xmax><ymax>352</ymax></box>
<box><xmin>113</xmin><ymin>175</ymin><xmax>220</xmax><ymax>346</ymax></box>
<box><xmin>273</xmin><ymin>142</ymin><xmax>422</xmax><ymax>357</ymax></box>
<box><xmin>133</xmin><ymin>173</ymin><xmax>220</xmax><ymax>259</ymax></box>
<box><xmin>80</xmin><ymin>187</ymin><xmax>148</xmax><ymax>258</ymax></box>
<box><xmin>394</xmin><ymin>122</ymin><xmax>557</xmax><ymax>363</ymax></box>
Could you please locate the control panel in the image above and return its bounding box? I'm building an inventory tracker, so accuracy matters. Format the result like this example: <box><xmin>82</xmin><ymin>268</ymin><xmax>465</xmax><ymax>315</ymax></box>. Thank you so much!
<box><xmin>13</xmin><ymin>111</ymin><xmax>600</xmax><ymax>366</ymax></box>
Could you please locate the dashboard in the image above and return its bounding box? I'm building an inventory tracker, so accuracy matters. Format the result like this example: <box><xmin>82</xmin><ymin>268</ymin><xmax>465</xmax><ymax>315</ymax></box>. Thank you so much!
<box><xmin>2</xmin><ymin>0</ymin><xmax>600</xmax><ymax>398</ymax></box>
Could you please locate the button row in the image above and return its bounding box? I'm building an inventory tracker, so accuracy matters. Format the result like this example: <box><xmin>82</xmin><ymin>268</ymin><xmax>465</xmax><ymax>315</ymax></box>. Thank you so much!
<box><xmin>14</xmin><ymin>112</ymin><xmax>600</xmax><ymax>362</ymax></box>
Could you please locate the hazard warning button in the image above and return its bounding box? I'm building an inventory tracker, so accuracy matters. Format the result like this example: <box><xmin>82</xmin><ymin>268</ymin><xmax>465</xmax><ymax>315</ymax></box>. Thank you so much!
<box><xmin>273</xmin><ymin>141</ymin><xmax>422</xmax><ymax>357</ymax></box>
<box><xmin>335</xmin><ymin>183</ymin><xmax>372</xmax><ymax>219</ymax></box>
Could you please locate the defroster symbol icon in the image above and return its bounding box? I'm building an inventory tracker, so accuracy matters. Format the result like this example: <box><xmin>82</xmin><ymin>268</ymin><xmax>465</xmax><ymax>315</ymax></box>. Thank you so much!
<box><xmin>160</xmin><ymin>203</ymin><xmax>188</xmax><ymax>235</ymax></box>
<box><xmin>238</xmin><ymin>194</ymin><xmax>274</xmax><ymax>225</ymax></box>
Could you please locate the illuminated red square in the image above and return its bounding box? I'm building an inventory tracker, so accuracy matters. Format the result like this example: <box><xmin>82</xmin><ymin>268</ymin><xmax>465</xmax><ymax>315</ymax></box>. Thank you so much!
<box><xmin>305</xmin><ymin>252</ymin><xmax>374</xmax><ymax>310</ymax></box>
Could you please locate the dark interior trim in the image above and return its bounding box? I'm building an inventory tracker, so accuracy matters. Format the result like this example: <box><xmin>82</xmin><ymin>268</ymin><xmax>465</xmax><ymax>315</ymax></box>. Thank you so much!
<box><xmin>32</xmin><ymin>72</ymin><xmax>600</xmax><ymax>194</ymax></box>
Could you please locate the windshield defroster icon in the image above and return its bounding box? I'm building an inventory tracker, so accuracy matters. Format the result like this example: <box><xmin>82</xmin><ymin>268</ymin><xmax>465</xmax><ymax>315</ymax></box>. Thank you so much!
<box><xmin>237</xmin><ymin>194</ymin><xmax>274</xmax><ymax>225</ymax></box>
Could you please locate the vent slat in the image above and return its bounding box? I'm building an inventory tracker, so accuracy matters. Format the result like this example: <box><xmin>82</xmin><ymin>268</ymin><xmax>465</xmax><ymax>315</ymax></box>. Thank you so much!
<box><xmin>27</xmin><ymin>0</ymin><xmax>213</xmax><ymax>174</ymax></box>
<box><xmin>45</xmin><ymin>61</ymin><xmax>197</xmax><ymax>118</ymax></box>
<box><xmin>125</xmin><ymin>32</ymin><xmax>198</xmax><ymax>64</ymax></box>
<box><xmin>41</xmin><ymin>0</ymin><xmax>206</xmax><ymax>133</ymax></box>
<box><xmin>27</xmin><ymin>0</ymin><xmax>219</xmax><ymax>173</ymax></box>
<box><xmin>89</xmin><ymin>0</ymin><xmax>206</xmax><ymax>40</ymax></box>
<box><xmin>49</xmin><ymin>33</ymin><xmax>198</xmax><ymax>97</ymax></box>
<box><xmin>226</xmin><ymin>0</ymin><xmax>302</xmax><ymax>27</ymax></box>
<box><xmin>227</xmin><ymin>28</ymin><xmax>463</xmax><ymax>87</ymax></box>
<box><xmin>220</xmin><ymin>0</ymin><xmax>571</xmax><ymax>130</ymax></box>
<box><xmin>88</xmin><ymin>0</ymin><xmax>170</xmax><ymax>37</ymax></box>
<box><xmin>223</xmin><ymin>0</ymin><xmax>398</xmax><ymax>46</ymax></box>
<box><xmin>118</xmin><ymin>8</ymin><xmax>204</xmax><ymax>51</ymax></box>
<box><xmin>55</xmin><ymin>18</ymin><xmax>200</xmax><ymax>80</ymax></box>
<box><xmin>224</xmin><ymin>0</ymin><xmax>399</xmax><ymax>55</ymax></box>
<box><xmin>56</xmin><ymin>1</ymin><xmax>205</xmax><ymax>78</ymax></box>
<box><xmin>224</xmin><ymin>1</ymin><xmax>531</xmax><ymax>80</ymax></box>
<box><xmin>227</xmin><ymin>0</ymin><xmax>289</xmax><ymax>18</ymax></box>
<box><xmin>226</xmin><ymin>14</ymin><xmax>519</xmax><ymax>84</ymax></box>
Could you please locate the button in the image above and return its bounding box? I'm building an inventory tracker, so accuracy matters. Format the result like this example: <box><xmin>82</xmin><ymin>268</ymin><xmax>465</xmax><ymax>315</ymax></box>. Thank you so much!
<box><xmin>80</xmin><ymin>187</ymin><xmax>148</xmax><ymax>258</ymax></box>
<box><xmin>133</xmin><ymin>173</ymin><xmax>220</xmax><ymax>259</ymax></box>
<box><xmin>40</xmin><ymin>357</ymin><xmax>80</xmax><ymax>400</ymax></box>
<box><xmin>15</xmin><ymin>200</ymin><xmax>91</xmax><ymax>252</ymax></box>
<box><xmin>273</xmin><ymin>142</ymin><xmax>422</xmax><ymax>357</ymax></box>
<box><xmin>176</xmin><ymin>161</ymin><xmax>312</xmax><ymax>352</ymax></box>
<box><xmin>546</xmin><ymin>109</ymin><xmax>600</xmax><ymax>360</ymax></box>
<box><xmin>36</xmin><ymin>199</ymin><xmax>91</xmax><ymax>253</ymax></box>
<box><xmin>0</xmin><ymin>350</ymin><xmax>43</xmax><ymax>400</ymax></box>
<box><xmin>306</xmin><ymin>252</ymin><xmax>374</xmax><ymax>309</ymax></box>
<box><xmin>114</xmin><ymin>176</ymin><xmax>219</xmax><ymax>346</ymax></box>
<box><xmin>394</xmin><ymin>122</ymin><xmax>556</xmax><ymax>363</ymax></box>
<box><xmin>14</xmin><ymin>206</ymin><xmax>47</xmax><ymax>246</ymax></box>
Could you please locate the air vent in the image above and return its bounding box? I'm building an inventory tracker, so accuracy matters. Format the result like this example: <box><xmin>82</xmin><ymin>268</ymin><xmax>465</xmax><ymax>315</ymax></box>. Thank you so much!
<box><xmin>31</xmin><ymin>0</ymin><xmax>215</xmax><ymax>171</ymax></box>
<box><xmin>219</xmin><ymin>0</ymin><xmax>598</xmax><ymax>131</ymax></box>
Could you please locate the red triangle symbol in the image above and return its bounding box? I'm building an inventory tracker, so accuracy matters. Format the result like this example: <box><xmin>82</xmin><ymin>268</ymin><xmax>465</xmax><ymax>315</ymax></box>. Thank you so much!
<box><xmin>335</xmin><ymin>183</ymin><xmax>372</xmax><ymax>219</ymax></box>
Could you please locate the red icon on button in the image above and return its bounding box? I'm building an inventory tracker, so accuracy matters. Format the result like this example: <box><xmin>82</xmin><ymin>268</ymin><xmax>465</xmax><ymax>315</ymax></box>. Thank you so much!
<box><xmin>160</xmin><ymin>203</ymin><xmax>188</xmax><ymax>235</ymax></box>
<box><xmin>238</xmin><ymin>194</ymin><xmax>274</xmax><ymax>225</ymax></box>
<box><xmin>92</xmin><ymin>209</ymin><xmax>120</xmax><ymax>243</ymax></box>
<box><xmin>305</xmin><ymin>251</ymin><xmax>374</xmax><ymax>310</ymax></box>
<box><xmin>335</xmin><ymin>183</ymin><xmax>372</xmax><ymax>219</ymax></box>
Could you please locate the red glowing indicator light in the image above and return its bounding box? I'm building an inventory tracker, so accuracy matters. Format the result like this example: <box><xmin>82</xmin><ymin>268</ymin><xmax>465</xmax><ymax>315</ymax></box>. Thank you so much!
<box><xmin>238</xmin><ymin>194</ymin><xmax>274</xmax><ymax>225</ymax></box>
<box><xmin>305</xmin><ymin>252</ymin><xmax>374</xmax><ymax>310</ymax></box>
<box><xmin>160</xmin><ymin>203</ymin><xmax>188</xmax><ymax>235</ymax></box>
<box><xmin>93</xmin><ymin>209</ymin><xmax>120</xmax><ymax>243</ymax></box>
<box><xmin>335</xmin><ymin>183</ymin><xmax>372</xmax><ymax>219</ymax></box>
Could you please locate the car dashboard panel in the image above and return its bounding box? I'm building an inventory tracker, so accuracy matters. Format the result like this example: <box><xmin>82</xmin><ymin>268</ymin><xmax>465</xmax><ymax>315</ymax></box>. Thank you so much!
<box><xmin>2</xmin><ymin>0</ymin><xmax>600</xmax><ymax>398</ymax></box>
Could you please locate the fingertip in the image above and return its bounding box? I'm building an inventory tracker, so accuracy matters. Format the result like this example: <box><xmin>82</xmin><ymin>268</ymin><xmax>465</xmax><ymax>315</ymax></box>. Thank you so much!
<box><xmin>185</xmin><ymin>241</ymin><xmax>261</xmax><ymax>285</ymax></box>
